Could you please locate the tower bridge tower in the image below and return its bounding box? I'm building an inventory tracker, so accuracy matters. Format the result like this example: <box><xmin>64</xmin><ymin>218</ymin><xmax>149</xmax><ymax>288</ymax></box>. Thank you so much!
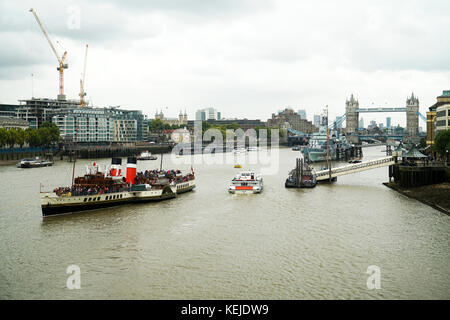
<box><xmin>345</xmin><ymin>94</ymin><xmax>359</xmax><ymax>133</ymax></box>
<box><xmin>406</xmin><ymin>93</ymin><xmax>419</xmax><ymax>137</ymax></box>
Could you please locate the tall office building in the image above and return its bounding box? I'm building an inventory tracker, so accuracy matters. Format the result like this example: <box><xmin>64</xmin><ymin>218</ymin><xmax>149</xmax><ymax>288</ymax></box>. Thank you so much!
<box><xmin>368</xmin><ymin>120</ymin><xmax>377</xmax><ymax>130</ymax></box>
<box><xmin>386</xmin><ymin>117</ymin><xmax>391</xmax><ymax>129</ymax></box>
<box><xmin>358</xmin><ymin>117</ymin><xmax>364</xmax><ymax>129</ymax></box>
<box><xmin>313</xmin><ymin>114</ymin><xmax>321</xmax><ymax>127</ymax></box>
<box><xmin>195</xmin><ymin>108</ymin><xmax>221</xmax><ymax>121</ymax></box>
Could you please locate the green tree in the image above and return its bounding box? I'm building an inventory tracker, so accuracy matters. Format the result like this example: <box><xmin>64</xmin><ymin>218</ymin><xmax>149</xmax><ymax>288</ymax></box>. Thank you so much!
<box><xmin>37</xmin><ymin>127</ymin><xmax>51</xmax><ymax>147</ymax></box>
<box><xmin>12</xmin><ymin>128</ymin><xmax>25</xmax><ymax>148</ymax></box>
<box><xmin>418</xmin><ymin>137</ymin><xmax>427</xmax><ymax>149</ymax></box>
<box><xmin>40</xmin><ymin>121</ymin><xmax>60</xmax><ymax>143</ymax></box>
<box><xmin>433</xmin><ymin>129</ymin><xmax>450</xmax><ymax>158</ymax></box>
<box><xmin>201</xmin><ymin>121</ymin><xmax>212</xmax><ymax>133</ymax></box>
<box><xmin>6</xmin><ymin>128</ymin><xmax>15</xmax><ymax>148</ymax></box>
<box><xmin>25</xmin><ymin>128</ymin><xmax>39</xmax><ymax>147</ymax></box>
<box><xmin>225</xmin><ymin>122</ymin><xmax>240</xmax><ymax>130</ymax></box>
<box><xmin>0</xmin><ymin>128</ymin><xmax>8</xmax><ymax>148</ymax></box>
<box><xmin>149</xmin><ymin>119</ymin><xmax>165</xmax><ymax>132</ymax></box>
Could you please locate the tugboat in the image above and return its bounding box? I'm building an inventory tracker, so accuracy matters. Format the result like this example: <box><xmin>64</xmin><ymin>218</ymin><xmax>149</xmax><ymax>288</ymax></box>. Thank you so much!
<box><xmin>285</xmin><ymin>158</ymin><xmax>317</xmax><ymax>188</ymax></box>
<box><xmin>40</xmin><ymin>157</ymin><xmax>195</xmax><ymax>217</ymax></box>
<box><xmin>228</xmin><ymin>171</ymin><xmax>263</xmax><ymax>194</ymax></box>
<box><xmin>137</xmin><ymin>151</ymin><xmax>157</xmax><ymax>160</ymax></box>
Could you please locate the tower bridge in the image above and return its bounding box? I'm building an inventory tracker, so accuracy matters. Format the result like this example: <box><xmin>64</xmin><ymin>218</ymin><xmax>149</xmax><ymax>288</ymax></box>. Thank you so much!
<box><xmin>345</xmin><ymin>93</ymin><xmax>420</xmax><ymax>138</ymax></box>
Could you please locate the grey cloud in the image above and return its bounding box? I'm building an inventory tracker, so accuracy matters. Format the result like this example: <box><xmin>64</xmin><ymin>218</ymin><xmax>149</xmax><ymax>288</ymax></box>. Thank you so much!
<box><xmin>0</xmin><ymin>0</ymin><xmax>449</xmax><ymax>117</ymax></box>
<box><xmin>95</xmin><ymin>0</ymin><xmax>273</xmax><ymax>15</ymax></box>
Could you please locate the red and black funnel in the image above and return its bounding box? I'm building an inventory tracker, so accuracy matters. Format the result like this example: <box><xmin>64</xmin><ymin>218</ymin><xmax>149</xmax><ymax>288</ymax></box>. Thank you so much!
<box><xmin>126</xmin><ymin>157</ymin><xmax>137</xmax><ymax>185</ymax></box>
<box><xmin>110</xmin><ymin>157</ymin><xmax>122</xmax><ymax>177</ymax></box>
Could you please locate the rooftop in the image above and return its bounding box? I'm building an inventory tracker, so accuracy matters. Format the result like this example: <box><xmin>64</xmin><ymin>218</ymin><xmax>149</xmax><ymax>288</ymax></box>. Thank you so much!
<box><xmin>403</xmin><ymin>146</ymin><xmax>427</xmax><ymax>158</ymax></box>
<box><xmin>0</xmin><ymin>117</ymin><xmax>29</xmax><ymax>126</ymax></box>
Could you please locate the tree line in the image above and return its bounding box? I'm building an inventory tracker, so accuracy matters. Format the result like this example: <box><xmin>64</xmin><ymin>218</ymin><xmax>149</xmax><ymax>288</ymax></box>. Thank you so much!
<box><xmin>148</xmin><ymin>119</ymin><xmax>283</xmax><ymax>139</ymax></box>
<box><xmin>148</xmin><ymin>119</ymin><xmax>186</xmax><ymax>132</ymax></box>
<box><xmin>200</xmin><ymin>122</ymin><xmax>281</xmax><ymax>139</ymax></box>
<box><xmin>0</xmin><ymin>122</ymin><xmax>60</xmax><ymax>148</ymax></box>
<box><xmin>433</xmin><ymin>129</ymin><xmax>450</xmax><ymax>158</ymax></box>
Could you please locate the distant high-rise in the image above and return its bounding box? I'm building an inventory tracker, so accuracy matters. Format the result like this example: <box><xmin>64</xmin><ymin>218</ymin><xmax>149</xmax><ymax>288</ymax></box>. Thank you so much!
<box><xmin>195</xmin><ymin>108</ymin><xmax>221</xmax><ymax>121</ymax></box>
<box><xmin>386</xmin><ymin>117</ymin><xmax>391</xmax><ymax>129</ymax></box>
<box><xmin>313</xmin><ymin>114</ymin><xmax>321</xmax><ymax>127</ymax></box>
<box><xmin>358</xmin><ymin>117</ymin><xmax>364</xmax><ymax>129</ymax></box>
<box><xmin>298</xmin><ymin>109</ymin><xmax>307</xmax><ymax>120</ymax></box>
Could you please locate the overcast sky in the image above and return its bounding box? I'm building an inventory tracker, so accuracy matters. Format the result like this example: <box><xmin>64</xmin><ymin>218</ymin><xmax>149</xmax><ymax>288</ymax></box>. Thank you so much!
<box><xmin>1</xmin><ymin>0</ymin><xmax>449</xmax><ymax>126</ymax></box>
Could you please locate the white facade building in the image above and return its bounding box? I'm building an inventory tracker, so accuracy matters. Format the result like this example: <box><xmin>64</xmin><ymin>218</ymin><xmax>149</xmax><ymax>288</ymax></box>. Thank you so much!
<box><xmin>171</xmin><ymin>127</ymin><xmax>191</xmax><ymax>143</ymax></box>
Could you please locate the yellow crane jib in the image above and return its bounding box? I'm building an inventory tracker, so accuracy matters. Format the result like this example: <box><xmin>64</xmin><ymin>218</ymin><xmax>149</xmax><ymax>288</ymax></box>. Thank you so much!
<box><xmin>79</xmin><ymin>44</ymin><xmax>88</xmax><ymax>107</ymax></box>
<box><xmin>29</xmin><ymin>8</ymin><xmax>68</xmax><ymax>101</ymax></box>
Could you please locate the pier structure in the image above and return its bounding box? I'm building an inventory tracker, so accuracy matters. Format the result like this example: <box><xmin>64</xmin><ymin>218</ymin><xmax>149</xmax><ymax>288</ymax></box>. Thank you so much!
<box><xmin>315</xmin><ymin>156</ymin><xmax>395</xmax><ymax>181</ymax></box>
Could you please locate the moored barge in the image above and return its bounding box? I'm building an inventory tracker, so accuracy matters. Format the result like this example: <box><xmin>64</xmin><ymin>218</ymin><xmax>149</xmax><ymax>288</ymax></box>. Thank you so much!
<box><xmin>285</xmin><ymin>158</ymin><xmax>317</xmax><ymax>188</ymax></box>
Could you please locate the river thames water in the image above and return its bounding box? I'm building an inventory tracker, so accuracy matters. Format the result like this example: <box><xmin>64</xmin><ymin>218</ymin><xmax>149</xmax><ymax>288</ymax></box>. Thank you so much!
<box><xmin>0</xmin><ymin>146</ymin><xmax>449</xmax><ymax>299</ymax></box>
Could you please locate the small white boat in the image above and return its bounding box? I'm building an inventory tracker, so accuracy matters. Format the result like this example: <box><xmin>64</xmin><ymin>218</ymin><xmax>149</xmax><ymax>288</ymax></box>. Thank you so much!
<box><xmin>233</xmin><ymin>147</ymin><xmax>247</xmax><ymax>154</ymax></box>
<box><xmin>17</xmin><ymin>156</ymin><xmax>53</xmax><ymax>168</ymax></box>
<box><xmin>228</xmin><ymin>170</ymin><xmax>263</xmax><ymax>194</ymax></box>
<box><xmin>137</xmin><ymin>151</ymin><xmax>157</xmax><ymax>160</ymax></box>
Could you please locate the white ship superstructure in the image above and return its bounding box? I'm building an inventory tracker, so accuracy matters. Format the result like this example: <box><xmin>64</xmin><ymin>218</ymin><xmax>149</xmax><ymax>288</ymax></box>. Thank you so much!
<box><xmin>228</xmin><ymin>171</ymin><xmax>263</xmax><ymax>194</ymax></box>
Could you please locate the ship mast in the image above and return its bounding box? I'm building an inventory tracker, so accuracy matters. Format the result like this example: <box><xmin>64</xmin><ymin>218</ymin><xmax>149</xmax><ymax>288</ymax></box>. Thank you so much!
<box><xmin>71</xmin><ymin>125</ymin><xmax>78</xmax><ymax>187</ymax></box>
<box><xmin>325</xmin><ymin>105</ymin><xmax>329</xmax><ymax>170</ymax></box>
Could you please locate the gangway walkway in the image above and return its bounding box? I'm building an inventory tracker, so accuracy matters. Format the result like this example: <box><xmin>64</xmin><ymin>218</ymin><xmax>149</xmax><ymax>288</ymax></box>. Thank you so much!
<box><xmin>315</xmin><ymin>156</ymin><xmax>395</xmax><ymax>181</ymax></box>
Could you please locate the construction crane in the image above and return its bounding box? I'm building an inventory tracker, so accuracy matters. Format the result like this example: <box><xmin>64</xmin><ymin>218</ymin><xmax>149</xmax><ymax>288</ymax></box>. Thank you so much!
<box><xmin>29</xmin><ymin>8</ymin><xmax>68</xmax><ymax>100</ymax></box>
<box><xmin>79</xmin><ymin>44</ymin><xmax>88</xmax><ymax>106</ymax></box>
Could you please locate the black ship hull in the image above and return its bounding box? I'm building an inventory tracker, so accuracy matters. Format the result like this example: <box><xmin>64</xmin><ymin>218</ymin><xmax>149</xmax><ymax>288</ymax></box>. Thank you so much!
<box><xmin>285</xmin><ymin>180</ymin><xmax>316</xmax><ymax>188</ymax></box>
<box><xmin>21</xmin><ymin>162</ymin><xmax>53</xmax><ymax>168</ymax></box>
<box><xmin>137</xmin><ymin>157</ymin><xmax>158</xmax><ymax>160</ymax></box>
<box><xmin>42</xmin><ymin>192</ymin><xmax>176</xmax><ymax>217</ymax></box>
<box><xmin>176</xmin><ymin>185</ymin><xmax>196</xmax><ymax>194</ymax></box>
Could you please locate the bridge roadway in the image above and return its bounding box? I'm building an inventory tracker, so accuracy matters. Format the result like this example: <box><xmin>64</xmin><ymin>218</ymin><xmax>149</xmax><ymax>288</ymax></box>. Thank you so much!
<box><xmin>356</xmin><ymin>107</ymin><xmax>406</xmax><ymax>113</ymax></box>
<box><xmin>315</xmin><ymin>156</ymin><xmax>395</xmax><ymax>181</ymax></box>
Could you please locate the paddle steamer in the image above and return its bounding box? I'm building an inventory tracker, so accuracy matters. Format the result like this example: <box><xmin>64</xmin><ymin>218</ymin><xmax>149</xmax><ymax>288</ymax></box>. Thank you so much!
<box><xmin>40</xmin><ymin>157</ymin><xmax>195</xmax><ymax>217</ymax></box>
